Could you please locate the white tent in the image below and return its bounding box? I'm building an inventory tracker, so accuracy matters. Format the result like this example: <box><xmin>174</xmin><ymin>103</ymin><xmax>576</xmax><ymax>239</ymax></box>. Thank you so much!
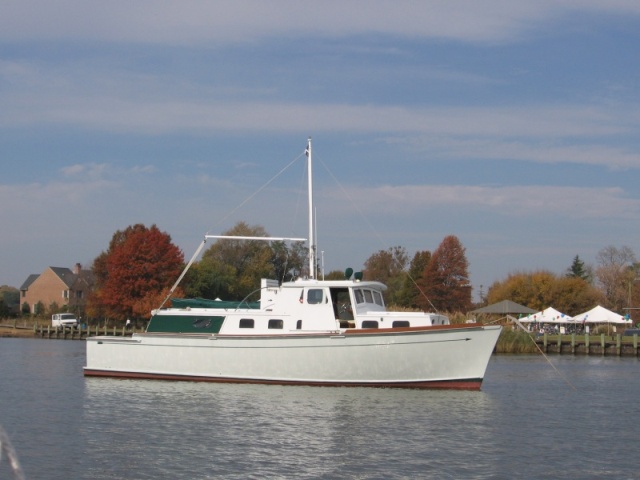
<box><xmin>571</xmin><ymin>305</ymin><xmax>631</xmax><ymax>325</ymax></box>
<box><xmin>520</xmin><ymin>307</ymin><xmax>572</xmax><ymax>324</ymax></box>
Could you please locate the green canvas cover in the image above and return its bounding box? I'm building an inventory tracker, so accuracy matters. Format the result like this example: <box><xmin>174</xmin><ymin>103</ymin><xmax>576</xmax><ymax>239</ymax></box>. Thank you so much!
<box><xmin>146</xmin><ymin>314</ymin><xmax>226</xmax><ymax>333</ymax></box>
<box><xmin>170</xmin><ymin>297</ymin><xmax>260</xmax><ymax>309</ymax></box>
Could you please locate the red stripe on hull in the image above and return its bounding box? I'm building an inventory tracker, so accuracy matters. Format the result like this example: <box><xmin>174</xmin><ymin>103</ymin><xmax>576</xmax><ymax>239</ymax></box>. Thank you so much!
<box><xmin>83</xmin><ymin>369</ymin><xmax>483</xmax><ymax>390</ymax></box>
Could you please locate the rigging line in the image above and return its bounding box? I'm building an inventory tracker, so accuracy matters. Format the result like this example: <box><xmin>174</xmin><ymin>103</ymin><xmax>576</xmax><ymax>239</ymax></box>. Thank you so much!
<box><xmin>315</xmin><ymin>154</ymin><xmax>438</xmax><ymax>312</ymax></box>
<box><xmin>157</xmin><ymin>151</ymin><xmax>307</xmax><ymax>309</ymax></box>
<box><xmin>205</xmin><ymin>152</ymin><xmax>306</xmax><ymax>236</ymax></box>
<box><xmin>156</xmin><ymin>238</ymin><xmax>208</xmax><ymax>311</ymax></box>
<box><xmin>280</xmin><ymin>154</ymin><xmax>309</xmax><ymax>283</ymax></box>
<box><xmin>510</xmin><ymin>316</ymin><xmax>578</xmax><ymax>391</ymax></box>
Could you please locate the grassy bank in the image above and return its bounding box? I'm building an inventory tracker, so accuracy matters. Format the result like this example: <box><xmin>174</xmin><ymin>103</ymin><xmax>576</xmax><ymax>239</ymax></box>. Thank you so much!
<box><xmin>494</xmin><ymin>329</ymin><xmax>540</xmax><ymax>354</ymax></box>
<box><xmin>0</xmin><ymin>324</ymin><xmax>38</xmax><ymax>338</ymax></box>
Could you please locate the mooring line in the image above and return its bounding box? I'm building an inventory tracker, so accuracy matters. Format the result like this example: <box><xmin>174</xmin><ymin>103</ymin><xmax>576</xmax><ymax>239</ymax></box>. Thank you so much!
<box><xmin>511</xmin><ymin>316</ymin><xmax>577</xmax><ymax>391</ymax></box>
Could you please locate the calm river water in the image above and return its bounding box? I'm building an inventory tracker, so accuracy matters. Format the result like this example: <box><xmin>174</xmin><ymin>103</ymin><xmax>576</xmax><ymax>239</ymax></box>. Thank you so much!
<box><xmin>0</xmin><ymin>337</ymin><xmax>638</xmax><ymax>479</ymax></box>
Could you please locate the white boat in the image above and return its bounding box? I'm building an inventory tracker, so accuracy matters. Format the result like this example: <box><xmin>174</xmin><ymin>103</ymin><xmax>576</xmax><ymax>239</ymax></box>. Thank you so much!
<box><xmin>84</xmin><ymin>138</ymin><xmax>501</xmax><ymax>390</ymax></box>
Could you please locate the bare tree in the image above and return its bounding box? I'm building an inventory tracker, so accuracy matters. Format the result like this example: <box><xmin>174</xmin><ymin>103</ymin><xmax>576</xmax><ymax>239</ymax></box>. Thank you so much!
<box><xmin>595</xmin><ymin>245</ymin><xmax>636</xmax><ymax>311</ymax></box>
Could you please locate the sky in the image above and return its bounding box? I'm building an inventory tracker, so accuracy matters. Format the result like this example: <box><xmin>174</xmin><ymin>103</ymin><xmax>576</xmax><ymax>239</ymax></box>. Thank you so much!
<box><xmin>2</xmin><ymin>1</ymin><xmax>640</xmax><ymax>301</ymax></box>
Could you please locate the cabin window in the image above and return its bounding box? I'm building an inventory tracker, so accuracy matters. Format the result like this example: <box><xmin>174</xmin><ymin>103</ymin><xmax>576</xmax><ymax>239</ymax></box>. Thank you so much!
<box><xmin>354</xmin><ymin>289</ymin><xmax>364</xmax><ymax>304</ymax></box>
<box><xmin>332</xmin><ymin>289</ymin><xmax>353</xmax><ymax>321</ymax></box>
<box><xmin>193</xmin><ymin>318</ymin><xmax>213</xmax><ymax>329</ymax></box>
<box><xmin>307</xmin><ymin>289</ymin><xmax>324</xmax><ymax>304</ymax></box>
<box><xmin>296</xmin><ymin>320</ymin><xmax>302</xmax><ymax>329</ymax></box>
<box><xmin>239</xmin><ymin>318</ymin><xmax>254</xmax><ymax>329</ymax></box>
<box><xmin>361</xmin><ymin>320</ymin><xmax>379</xmax><ymax>329</ymax></box>
<box><xmin>373</xmin><ymin>291</ymin><xmax>384</xmax><ymax>306</ymax></box>
<box><xmin>364</xmin><ymin>290</ymin><xmax>374</xmax><ymax>303</ymax></box>
<box><xmin>392</xmin><ymin>320</ymin><xmax>410</xmax><ymax>328</ymax></box>
<box><xmin>268</xmin><ymin>319</ymin><xmax>284</xmax><ymax>329</ymax></box>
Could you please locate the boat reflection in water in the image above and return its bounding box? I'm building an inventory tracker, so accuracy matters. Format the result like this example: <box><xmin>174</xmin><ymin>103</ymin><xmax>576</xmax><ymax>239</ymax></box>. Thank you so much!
<box><xmin>82</xmin><ymin>377</ymin><xmax>500</xmax><ymax>478</ymax></box>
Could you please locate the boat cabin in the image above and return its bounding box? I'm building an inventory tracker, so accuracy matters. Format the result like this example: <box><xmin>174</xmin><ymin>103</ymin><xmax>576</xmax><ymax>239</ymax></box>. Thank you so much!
<box><xmin>149</xmin><ymin>277</ymin><xmax>449</xmax><ymax>335</ymax></box>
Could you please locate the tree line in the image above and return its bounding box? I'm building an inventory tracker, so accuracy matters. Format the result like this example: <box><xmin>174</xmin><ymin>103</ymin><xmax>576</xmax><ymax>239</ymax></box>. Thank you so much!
<box><xmin>81</xmin><ymin>222</ymin><xmax>475</xmax><ymax>322</ymax></box>
<box><xmin>3</xmin><ymin>222</ymin><xmax>638</xmax><ymax>322</ymax></box>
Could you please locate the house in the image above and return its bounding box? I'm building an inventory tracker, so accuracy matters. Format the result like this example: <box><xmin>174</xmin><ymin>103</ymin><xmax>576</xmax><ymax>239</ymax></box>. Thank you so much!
<box><xmin>20</xmin><ymin>263</ymin><xmax>94</xmax><ymax>316</ymax></box>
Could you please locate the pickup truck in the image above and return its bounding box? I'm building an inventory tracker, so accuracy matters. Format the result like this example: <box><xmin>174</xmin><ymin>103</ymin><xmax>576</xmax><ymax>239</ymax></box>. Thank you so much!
<box><xmin>51</xmin><ymin>313</ymin><xmax>78</xmax><ymax>328</ymax></box>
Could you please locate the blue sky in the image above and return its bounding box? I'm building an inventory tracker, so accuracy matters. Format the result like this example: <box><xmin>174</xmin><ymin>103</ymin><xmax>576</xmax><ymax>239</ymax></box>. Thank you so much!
<box><xmin>2</xmin><ymin>1</ymin><xmax>640</xmax><ymax>301</ymax></box>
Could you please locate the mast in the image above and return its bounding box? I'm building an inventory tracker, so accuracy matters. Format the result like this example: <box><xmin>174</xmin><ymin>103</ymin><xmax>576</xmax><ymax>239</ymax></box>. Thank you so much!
<box><xmin>306</xmin><ymin>137</ymin><xmax>316</xmax><ymax>279</ymax></box>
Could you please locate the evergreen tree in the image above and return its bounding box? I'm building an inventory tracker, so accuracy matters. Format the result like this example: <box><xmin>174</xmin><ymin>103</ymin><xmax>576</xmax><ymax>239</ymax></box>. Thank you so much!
<box><xmin>566</xmin><ymin>255</ymin><xmax>591</xmax><ymax>281</ymax></box>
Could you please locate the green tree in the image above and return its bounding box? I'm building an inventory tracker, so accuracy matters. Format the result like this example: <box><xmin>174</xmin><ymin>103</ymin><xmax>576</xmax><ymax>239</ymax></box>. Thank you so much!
<box><xmin>182</xmin><ymin>259</ymin><xmax>236</xmax><ymax>300</ymax></box>
<box><xmin>88</xmin><ymin>224</ymin><xmax>184</xmax><ymax>321</ymax></box>
<box><xmin>363</xmin><ymin>246</ymin><xmax>408</xmax><ymax>305</ymax></box>
<box><xmin>270</xmin><ymin>240</ymin><xmax>307</xmax><ymax>282</ymax></box>
<box><xmin>325</xmin><ymin>269</ymin><xmax>350</xmax><ymax>280</ymax></box>
<box><xmin>0</xmin><ymin>286</ymin><xmax>19</xmax><ymax>318</ymax></box>
<box><xmin>566</xmin><ymin>255</ymin><xmax>592</xmax><ymax>282</ymax></box>
<box><xmin>396</xmin><ymin>250</ymin><xmax>431</xmax><ymax>308</ymax></box>
<box><xmin>184</xmin><ymin>222</ymin><xmax>308</xmax><ymax>301</ymax></box>
<box><xmin>419</xmin><ymin>236</ymin><xmax>471</xmax><ymax>312</ymax></box>
<box><xmin>197</xmin><ymin>222</ymin><xmax>275</xmax><ymax>301</ymax></box>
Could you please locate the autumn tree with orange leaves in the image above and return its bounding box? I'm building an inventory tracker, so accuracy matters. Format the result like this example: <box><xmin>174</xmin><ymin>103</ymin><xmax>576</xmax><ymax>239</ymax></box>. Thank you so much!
<box><xmin>87</xmin><ymin>224</ymin><xmax>184</xmax><ymax>322</ymax></box>
<box><xmin>418</xmin><ymin>235</ymin><xmax>471</xmax><ymax>312</ymax></box>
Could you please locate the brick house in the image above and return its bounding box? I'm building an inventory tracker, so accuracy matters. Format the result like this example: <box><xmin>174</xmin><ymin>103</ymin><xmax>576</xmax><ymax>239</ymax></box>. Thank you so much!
<box><xmin>20</xmin><ymin>263</ymin><xmax>94</xmax><ymax>317</ymax></box>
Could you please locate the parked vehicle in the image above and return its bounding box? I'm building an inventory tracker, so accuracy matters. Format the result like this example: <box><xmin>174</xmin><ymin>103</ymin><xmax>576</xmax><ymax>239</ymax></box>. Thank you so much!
<box><xmin>51</xmin><ymin>313</ymin><xmax>78</xmax><ymax>328</ymax></box>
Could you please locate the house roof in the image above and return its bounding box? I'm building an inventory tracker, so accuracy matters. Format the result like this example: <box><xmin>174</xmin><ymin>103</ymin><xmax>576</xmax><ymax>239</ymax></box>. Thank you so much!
<box><xmin>49</xmin><ymin>267</ymin><xmax>76</xmax><ymax>287</ymax></box>
<box><xmin>470</xmin><ymin>299</ymin><xmax>536</xmax><ymax>315</ymax></box>
<box><xmin>20</xmin><ymin>266</ymin><xmax>92</xmax><ymax>291</ymax></box>
<box><xmin>20</xmin><ymin>274</ymin><xmax>39</xmax><ymax>291</ymax></box>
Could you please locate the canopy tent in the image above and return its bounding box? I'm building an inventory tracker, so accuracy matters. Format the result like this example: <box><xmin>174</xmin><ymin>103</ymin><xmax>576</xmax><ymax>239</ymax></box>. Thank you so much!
<box><xmin>470</xmin><ymin>300</ymin><xmax>536</xmax><ymax>315</ymax></box>
<box><xmin>520</xmin><ymin>307</ymin><xmax>572</xmax><ymax>324</ymax></box>
<box><xmin>571</xmin><ymin>305</ymin><xmax>631</xmax><ymax>324</ymax></box>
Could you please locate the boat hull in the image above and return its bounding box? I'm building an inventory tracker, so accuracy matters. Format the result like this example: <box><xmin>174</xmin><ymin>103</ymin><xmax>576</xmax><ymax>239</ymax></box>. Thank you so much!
<box><xmin>84</xmin><ymin>324</ymin><xmax>501</xmax><ymax>390</ymax></box>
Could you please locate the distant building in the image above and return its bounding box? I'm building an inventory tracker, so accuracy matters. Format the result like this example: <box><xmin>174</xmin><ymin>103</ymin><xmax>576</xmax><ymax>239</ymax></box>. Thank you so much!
<box><xmin>20</xmin><ymin>263</ymin><xmax>94</xmax><ymax>316</ymax></box>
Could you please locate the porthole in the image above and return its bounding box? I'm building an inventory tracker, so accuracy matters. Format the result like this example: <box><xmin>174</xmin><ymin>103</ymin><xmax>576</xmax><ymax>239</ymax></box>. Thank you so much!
<box><xmin>268</xmin><ymin>319</ymin><xmax>284</xmax><ymax>329</ymax></box>
<box><xmin>239</xmin><ymin>318</ymin><xmax>255</xmax><ymax>329</ymax></box>
<box><xmin>392</xmin><ymin>320</ymin><xmax>410</xmax><ymax>328</ymax></box>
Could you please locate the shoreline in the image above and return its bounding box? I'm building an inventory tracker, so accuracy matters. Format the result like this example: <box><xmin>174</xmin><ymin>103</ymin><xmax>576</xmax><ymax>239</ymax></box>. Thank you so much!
<box><xmin>0</xmin><ymin>325</ymin><xmax>41</xmax><ymax>338</ymax></box>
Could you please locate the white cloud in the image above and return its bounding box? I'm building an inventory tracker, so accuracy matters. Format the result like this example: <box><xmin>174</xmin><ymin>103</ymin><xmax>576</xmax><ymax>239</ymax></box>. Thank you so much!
<box><xmin>61</xmin><ymin>163</ymin><xmax>110</xmax><ymax>178</ymax></box>
<box><xmin>397</xmin><ymin>136</ymin><xmax>640</xmax><ymax>170</ymax></box>
<box><xmin>2</xmin><ymin>91</ymin><xmax>633</xmax><ymax>137</ymax></box>
<box><xmin>3</xmin><ymin>71</ymin><xmax>637</xmax><ymax>171</ymax></box>
<box><xmin>324</xmin><ymin>184</ymin><xmax>640</xmax><ymax>220</ymax></box>
<box><xmin>2</xmin><ymin>1</ymin><xmax>639</xmax><ymax>46</ymax></box>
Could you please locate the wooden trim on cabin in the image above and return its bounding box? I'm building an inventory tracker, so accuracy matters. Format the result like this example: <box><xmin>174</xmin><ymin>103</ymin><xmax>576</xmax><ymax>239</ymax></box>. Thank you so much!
<box><xmin>343</xmin><ymin>322</ymin><xmax>486</xmax><ymax>334</ymax></box>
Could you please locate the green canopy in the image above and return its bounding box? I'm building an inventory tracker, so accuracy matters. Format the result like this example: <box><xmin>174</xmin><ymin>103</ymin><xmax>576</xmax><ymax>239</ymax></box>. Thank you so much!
<box><xmin>170</xmin><ymin>297</ymin><xmax>260</xmax><ymax>309</ymax></box>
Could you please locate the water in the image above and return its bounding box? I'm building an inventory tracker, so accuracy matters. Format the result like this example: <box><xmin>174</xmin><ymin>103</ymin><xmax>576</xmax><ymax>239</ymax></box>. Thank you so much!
<box><xmin>1</xmin><ymin>338</ymin><xmax>638</xmax><ymax>479</ymax></box>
